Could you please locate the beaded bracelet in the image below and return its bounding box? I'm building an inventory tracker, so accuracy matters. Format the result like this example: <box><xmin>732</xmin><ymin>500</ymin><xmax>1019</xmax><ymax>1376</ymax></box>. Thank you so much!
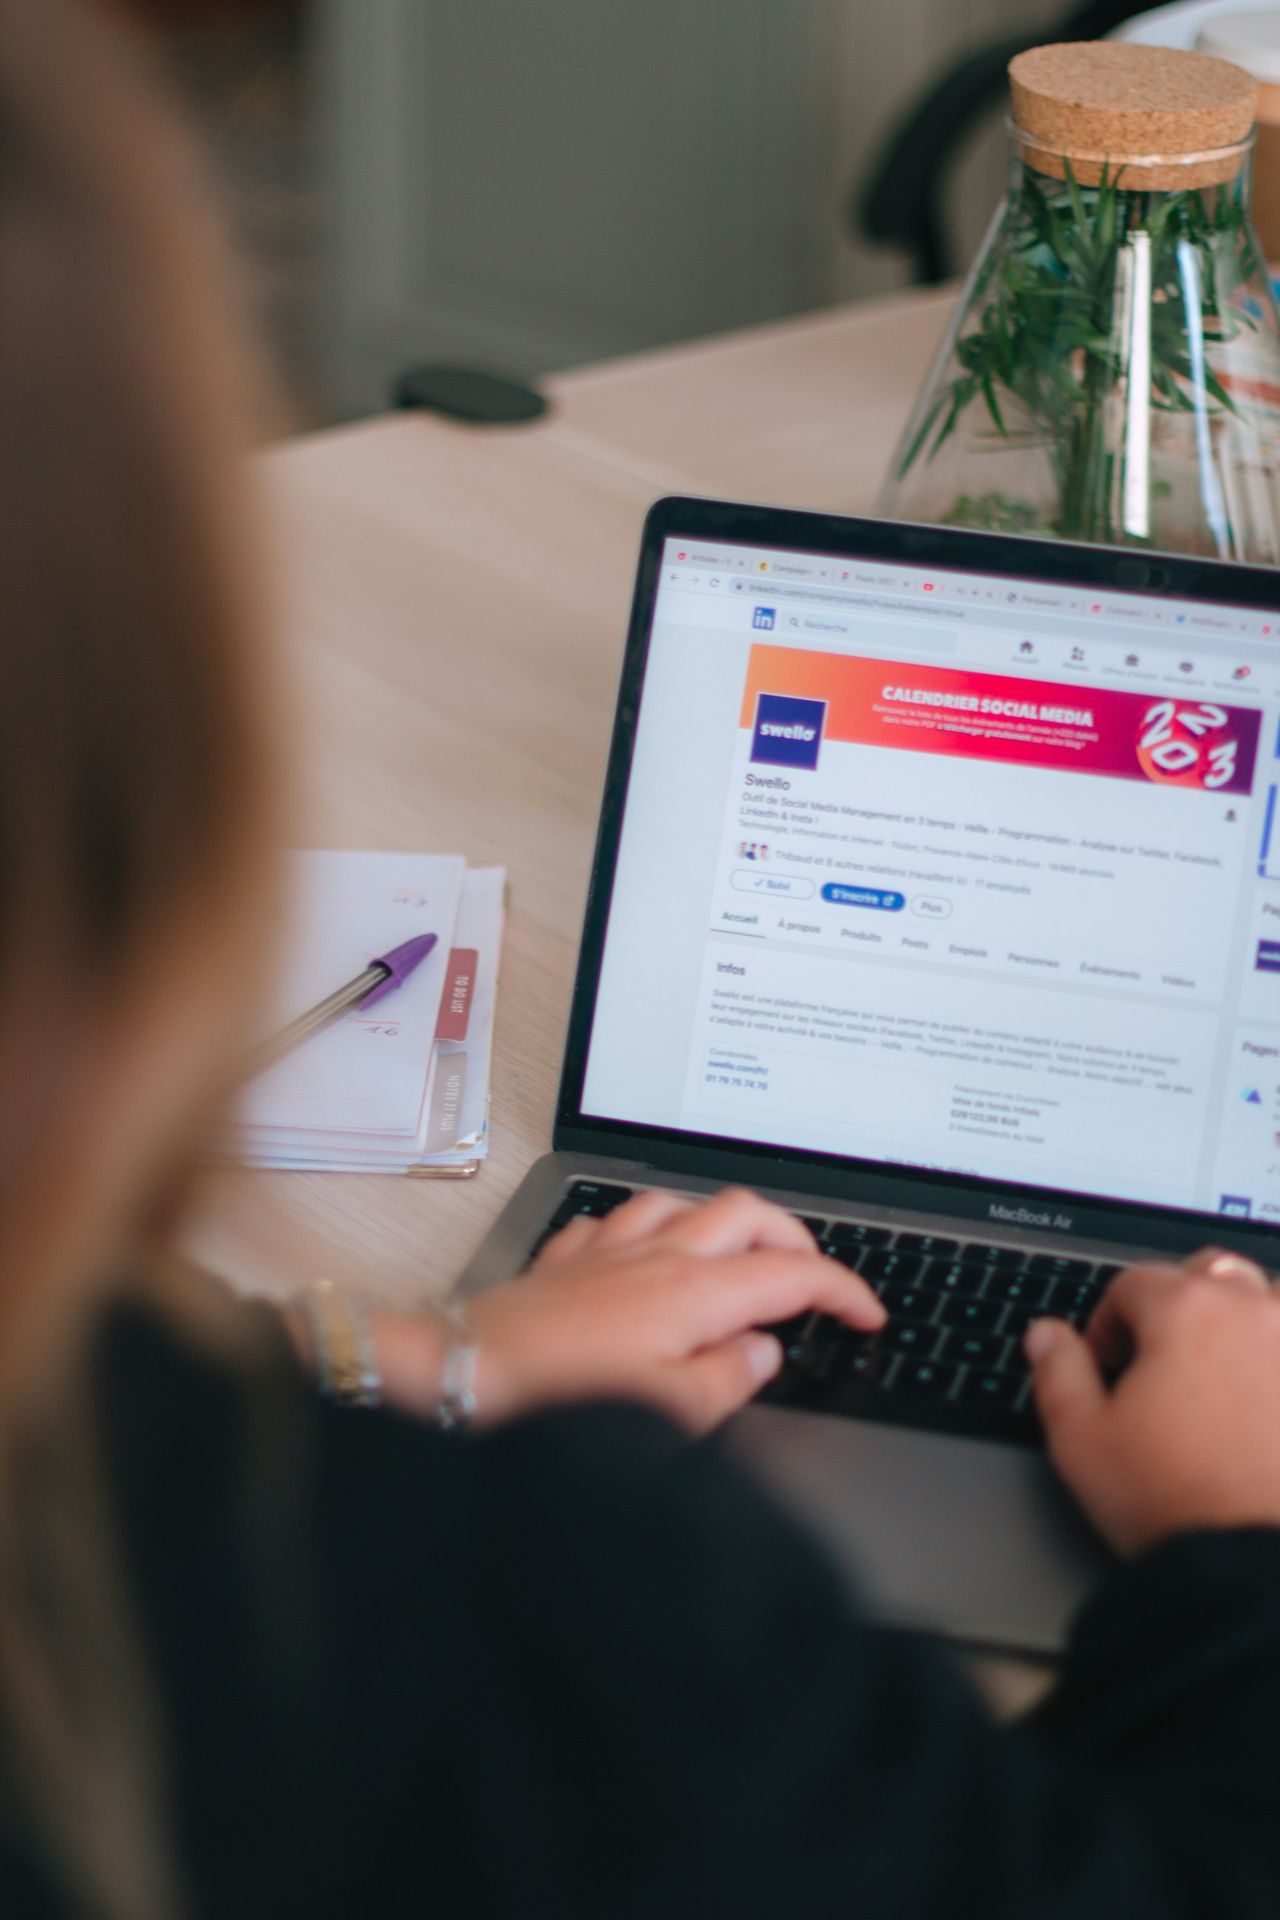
<box><xmin>303</xmin><ymin>1278</ymin><xmax>382</xmax><ymax>1409</ymax></box>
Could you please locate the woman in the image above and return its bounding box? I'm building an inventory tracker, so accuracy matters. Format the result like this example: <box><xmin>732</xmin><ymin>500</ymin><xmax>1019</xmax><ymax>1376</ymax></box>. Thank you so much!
<box><xmin>2</xmin><ymin>5</ymin><xmax>1279</xmax><ymax>1917</ymax></box>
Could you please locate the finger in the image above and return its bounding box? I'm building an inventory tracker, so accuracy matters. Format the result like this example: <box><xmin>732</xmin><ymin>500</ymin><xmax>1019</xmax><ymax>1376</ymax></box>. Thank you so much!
<box><xmin>654</xmin><ymin>1330</ymin><xmax>783</xmax><ymax>1434</ymax></box>
<box><xmin>672</xmin><ymin>1248</ymin><xmax>887</xmax><ymax>1350</ymax></box>
<box><xmin>1025</xmin><ymin>1318</ymin><xmax>1107</xmax><ymax>1483</ymax></box>
<box><xmin>1182</xmin><ymin>1245</ymin><xmax>1271</xmax><ymax>1293</ymax></box>
<box><xmin>531</xmin><ymin>1213</ymin><xmax>601</xmax><ymax>1268</ymax></box>
<box><xmin>583</xmin><ymin>1189</ymin><xmax>698</xmax><ymax>1248</ymax></box>
<box><xmin>657</xmin><ymin>1186</ymin><xmax>815</xmax><ymax>1258</ymax></box>
<box><xmin>1084</xmin><ymin>1261</ymin><xmax>1186</xmax><ymax>1371</ymax></box>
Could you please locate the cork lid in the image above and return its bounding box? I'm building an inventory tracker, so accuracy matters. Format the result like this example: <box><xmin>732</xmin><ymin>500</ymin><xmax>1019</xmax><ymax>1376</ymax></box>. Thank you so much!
<box><xmin>1009</xmin><ymin>42</ymin><xmax>1257</xmax><ymax>188</ymax></box>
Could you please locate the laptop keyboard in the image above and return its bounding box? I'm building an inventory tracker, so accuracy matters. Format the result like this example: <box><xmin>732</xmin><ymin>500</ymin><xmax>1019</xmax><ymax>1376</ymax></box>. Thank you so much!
<box><xmin>525</xmin><ymin>1181</ymin><xmax>1128</xmax><ymax>1448</ymax></box>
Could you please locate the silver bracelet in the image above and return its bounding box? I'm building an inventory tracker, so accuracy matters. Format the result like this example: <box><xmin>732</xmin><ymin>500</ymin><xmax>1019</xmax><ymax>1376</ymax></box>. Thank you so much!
<box><xmin>436</xmin><ymin>1301</ymin><xmax>481</xmax><ymax>1432</ymax></box>
<box><xmin>303</xmin><ymin>1279</ymin><xmax>382</xmax><ymax>1409</ymax></box>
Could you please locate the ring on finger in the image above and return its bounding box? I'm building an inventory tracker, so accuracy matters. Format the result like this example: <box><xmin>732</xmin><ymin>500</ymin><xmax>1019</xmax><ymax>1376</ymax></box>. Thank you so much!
<box><xmin>1203</xmin><ymin>1251</ymin><xmax>1270</xmax><ymax>1288</ymax></box>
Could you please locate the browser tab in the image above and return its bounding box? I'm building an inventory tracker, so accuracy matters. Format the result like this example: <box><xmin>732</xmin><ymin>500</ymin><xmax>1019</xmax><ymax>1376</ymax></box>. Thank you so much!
<box><xmin>1094</xmin><ymin>597</ymin><xmax>1159</xmax><ymax>625</ymax></box>
<box><xmin>1183</xmin><ymin>607</ymin><xmax>1251</xmax><ymax>636</ymax></box>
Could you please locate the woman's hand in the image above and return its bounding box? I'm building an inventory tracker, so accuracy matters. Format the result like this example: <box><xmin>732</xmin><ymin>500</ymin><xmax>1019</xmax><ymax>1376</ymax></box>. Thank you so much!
<box><xmin>378</xmin><ymin>1187</ymin><xmax>885</xmax><ymax>1436</ymax></box>
<box><xmin>1026</xmin><ymin>1247</ymin><xmax>1280</xmax><ymax>1554</ymax></box>
<box><xmin>468</xmin><ymin>1187</ymin><xmax>886</xmax><ymax>1432</ymax></box>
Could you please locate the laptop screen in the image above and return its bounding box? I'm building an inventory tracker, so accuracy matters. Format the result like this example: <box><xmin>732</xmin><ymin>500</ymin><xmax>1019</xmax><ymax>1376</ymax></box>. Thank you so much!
<box><xmin>578</xmin><ymin>528</ymin><xmax>1280</xmax><ymax>1229</ymax></box>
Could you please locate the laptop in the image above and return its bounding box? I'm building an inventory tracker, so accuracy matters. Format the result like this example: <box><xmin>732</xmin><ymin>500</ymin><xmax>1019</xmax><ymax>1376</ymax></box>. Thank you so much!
<box><xmin>456</xmin><ymin>495</ymin><xmax>1280</xmax><ymax>1655</ymax></box>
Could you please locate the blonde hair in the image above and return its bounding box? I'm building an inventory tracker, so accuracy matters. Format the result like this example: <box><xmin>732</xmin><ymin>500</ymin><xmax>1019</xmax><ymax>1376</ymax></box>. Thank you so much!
<box><xmin>0</xmin><ymin>1</ymin><xmax>282</xmax><ymax>1910</ymax></box>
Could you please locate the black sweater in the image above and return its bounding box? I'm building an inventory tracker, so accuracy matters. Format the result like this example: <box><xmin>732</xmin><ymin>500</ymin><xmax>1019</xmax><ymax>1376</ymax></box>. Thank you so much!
<box><xmin>3</xmin><ymin>1303</ymin><xmax>1280</xmax><ymax>1916</ymax></box>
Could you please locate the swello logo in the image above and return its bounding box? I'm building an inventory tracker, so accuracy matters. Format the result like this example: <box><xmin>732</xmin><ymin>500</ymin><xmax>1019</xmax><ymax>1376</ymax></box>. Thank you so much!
<box><xmin>751</xmin><ymin>692</ymin><xmax>826</xmax><ymax>771</ymax></box>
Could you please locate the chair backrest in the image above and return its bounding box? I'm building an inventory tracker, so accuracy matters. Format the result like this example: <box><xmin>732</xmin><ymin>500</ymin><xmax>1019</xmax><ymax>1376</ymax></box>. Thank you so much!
<box><xmin>855</xmin><ymin>3</ymin><xmax>1163</xmax><ymax>282</ymax></box>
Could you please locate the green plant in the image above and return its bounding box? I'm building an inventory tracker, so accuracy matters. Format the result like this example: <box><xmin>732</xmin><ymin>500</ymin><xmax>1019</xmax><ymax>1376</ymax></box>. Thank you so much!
<box><xmin>897</xmin><ymin>161</ymin><xmax>1256</xmax><ymax>544</ymax></box>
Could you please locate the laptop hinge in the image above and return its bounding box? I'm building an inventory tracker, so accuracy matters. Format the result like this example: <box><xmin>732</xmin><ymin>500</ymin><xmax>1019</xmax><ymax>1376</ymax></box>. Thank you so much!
<box><xmin>551</xmin><ymin>1123</ymin><xmax>1280</xmax><ymax>1263</ymax></box>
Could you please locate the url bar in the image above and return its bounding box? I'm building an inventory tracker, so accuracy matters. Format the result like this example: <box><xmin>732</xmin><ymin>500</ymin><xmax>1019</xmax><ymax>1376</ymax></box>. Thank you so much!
<box><xmin>731</xmin><ymin>579</ymin><xmax>966</xmax><ymax>620</ymax></box>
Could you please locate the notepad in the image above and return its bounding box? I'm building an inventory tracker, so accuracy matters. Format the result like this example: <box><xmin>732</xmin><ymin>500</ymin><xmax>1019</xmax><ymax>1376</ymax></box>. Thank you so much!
<box><xmin>225</xmin><ymin>852</ymin><xmax>505</xmax><ymax>1174</ymax></box>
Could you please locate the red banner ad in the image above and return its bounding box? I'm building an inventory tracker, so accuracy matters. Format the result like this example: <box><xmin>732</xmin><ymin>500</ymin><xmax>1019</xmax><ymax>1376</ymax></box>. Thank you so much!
<box><xmin>738</xmin><ymin>645</ymin><xmax>1261</xmax><ymax>795</ymax></box>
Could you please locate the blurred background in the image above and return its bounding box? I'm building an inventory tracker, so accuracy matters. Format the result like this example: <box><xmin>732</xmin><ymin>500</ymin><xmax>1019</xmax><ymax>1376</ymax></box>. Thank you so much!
<box><xmin>124</xmin><ymin>1</ymin><xmax>1186</xmax><ymax>428</ymax></box>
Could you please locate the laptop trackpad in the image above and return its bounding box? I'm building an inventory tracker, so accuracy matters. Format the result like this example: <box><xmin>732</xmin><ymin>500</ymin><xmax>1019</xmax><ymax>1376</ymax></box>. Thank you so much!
<box><xmin>729</xmin><ymin>1404</ymin><xmax>1112</xmax><ymax>1656</ymax></box>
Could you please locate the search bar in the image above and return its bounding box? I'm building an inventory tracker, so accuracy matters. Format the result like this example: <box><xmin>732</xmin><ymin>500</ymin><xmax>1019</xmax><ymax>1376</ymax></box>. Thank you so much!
<box><xmin>786</xmin><ymin>614</ymin><xmax>851</xmax><ymax>635</ymax></box>
<box><xmin>777</xmin><ymin>611</ymin><xmax>956</xmax><ymax>655</ymax></box>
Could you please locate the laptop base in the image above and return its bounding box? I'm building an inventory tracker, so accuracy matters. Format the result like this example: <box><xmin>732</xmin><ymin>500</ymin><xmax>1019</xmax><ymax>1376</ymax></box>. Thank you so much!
<box><xmin>454</xmin><ymin>1152</ymin><xmax>1113</xmax><ymax>1657</ymax></box>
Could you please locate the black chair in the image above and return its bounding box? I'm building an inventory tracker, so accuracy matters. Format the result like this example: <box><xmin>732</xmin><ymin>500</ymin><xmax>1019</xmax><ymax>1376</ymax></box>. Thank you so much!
<box><xmin>855</xmin><ymin>3</ymin><xmax>1164</xmax><ymax>283</ymax></box>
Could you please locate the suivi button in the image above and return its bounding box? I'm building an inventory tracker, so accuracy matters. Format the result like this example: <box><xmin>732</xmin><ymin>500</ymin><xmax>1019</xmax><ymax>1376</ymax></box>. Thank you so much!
<box><xmin>821</xmin><ymin>884</ymin><xmax>905</xmax><ymax>911</ymax></box>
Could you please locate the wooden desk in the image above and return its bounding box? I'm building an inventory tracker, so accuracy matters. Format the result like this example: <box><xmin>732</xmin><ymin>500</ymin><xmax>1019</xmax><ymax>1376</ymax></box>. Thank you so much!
<box><xmin>191</xmin><ymin>284</ymin><xmax>956</xmax><ymax>1307</ymax></box>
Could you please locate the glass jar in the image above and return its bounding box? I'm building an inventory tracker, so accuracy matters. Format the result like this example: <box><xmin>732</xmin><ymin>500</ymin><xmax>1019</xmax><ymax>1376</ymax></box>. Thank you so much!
<box><xmin>881</xmin><ymin>42</ymin><xmax>1280</xmax><ymax>562</ymax></box>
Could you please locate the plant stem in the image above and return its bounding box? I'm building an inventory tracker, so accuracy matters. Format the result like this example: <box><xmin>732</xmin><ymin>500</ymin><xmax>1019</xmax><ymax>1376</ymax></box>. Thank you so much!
<box><xmin>1059</xmin><ymin>339</ymin><xmax>1111</xmax><ymax>542</ymax></box>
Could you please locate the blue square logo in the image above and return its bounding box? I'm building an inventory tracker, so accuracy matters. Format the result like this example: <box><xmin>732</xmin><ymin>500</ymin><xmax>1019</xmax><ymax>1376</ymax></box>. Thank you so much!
<box><xmin>751</xmin><ymin>692</ymin><xmax>825</xmax><ymax>770</ymax></box>
<box><xmin>1219</xmin><ymin>1194</ymin><xmax>1253</xmax><ymax>1217</ymax></box>
<box><xmin>752</xmin><ymin>606</ymin><xmax>776</xmax><ymax>630</ymax></box>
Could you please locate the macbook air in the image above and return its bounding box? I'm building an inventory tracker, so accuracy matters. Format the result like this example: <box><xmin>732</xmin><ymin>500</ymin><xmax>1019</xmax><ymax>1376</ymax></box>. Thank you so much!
<box><xmin>456</xmin><ymin>496</ymin><xmax>1280</xmax><ymax>1655</ymax></box>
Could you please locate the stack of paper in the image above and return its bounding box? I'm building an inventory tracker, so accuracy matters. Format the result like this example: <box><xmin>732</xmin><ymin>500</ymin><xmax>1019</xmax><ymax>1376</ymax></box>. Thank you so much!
<box><xmin>226</xmin><ymin>851</ymin><xmax>504</xmax><ymax>1174</ymax></box>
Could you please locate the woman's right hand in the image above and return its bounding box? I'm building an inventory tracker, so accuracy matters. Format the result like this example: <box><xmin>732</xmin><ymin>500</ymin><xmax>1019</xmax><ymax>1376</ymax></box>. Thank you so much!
<box><xmin>1026</xmin><ymin>1248</ymin><xmax>1280</xmax><ymax>1555</ymax></box>
<box><xmin>459</xmin><ymin>1186</ymin><xmax>886</xmax><ymax>1435</ymax></box>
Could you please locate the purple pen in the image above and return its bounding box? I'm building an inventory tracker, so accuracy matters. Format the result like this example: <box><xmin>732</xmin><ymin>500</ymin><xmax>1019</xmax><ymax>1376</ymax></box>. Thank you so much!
<box><xmin>251</xmin><ymin>931</ymin><xmax>439</xmax><ymax>1074</ymax></box>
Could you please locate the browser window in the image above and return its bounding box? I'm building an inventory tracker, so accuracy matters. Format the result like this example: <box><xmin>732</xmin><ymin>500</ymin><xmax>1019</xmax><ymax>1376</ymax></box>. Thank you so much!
<box><xmin>580</xmin><ymin>535</ymin><xmax>1280</xmax><ymax>1225</ymax></box>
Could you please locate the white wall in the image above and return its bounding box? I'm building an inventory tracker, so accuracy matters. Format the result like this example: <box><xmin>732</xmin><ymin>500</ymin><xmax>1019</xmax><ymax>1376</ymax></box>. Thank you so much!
<box><xmin>317</xmin><ymin>0</ymin><xmax>1062</xmax><ymax>416</ymax></box>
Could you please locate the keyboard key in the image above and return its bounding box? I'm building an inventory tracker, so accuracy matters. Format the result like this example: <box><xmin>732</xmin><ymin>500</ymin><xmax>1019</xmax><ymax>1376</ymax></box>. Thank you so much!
<box><xmin>860</xmin><ymin>1249</ymin><xmax>924</xmax><ymax>1284</ymax></box>
<box><xmin>939</xmin><ymin>1295</ymin><xmax>1002</xmax><ymax>1331</ymax></box>
<box><xmin>827</xmin><ymin>1221</ymin><xmax>893</xmax><ymax>1248</ymax></box>
<box><xmin>762</xmin><ymin>1314</ymin><xmax>809</xmax><ymax>1350</ymax></box>
<box><xmin>793</xmin><ymin>1215</ymin><xmax>829</xmax><ymax>1240</ymax></box>
<box><xmin>1045</xmin><ymin>1270</ymin><xmax>1101</xmax><ymax>1302</ymax></box>
<box><xmin>819</xmin><ymin>1327</ymin><xmax>883</xmax><ymax>1377</ymax></box>
<box><xmin>550</xmin><ymin>1182</ymin><xmax>634</xmax><ymax>1225</ymax></box>
<box><xmin>546</xmin><ymin>1198</ymin><xmax>610</xmax><ymax>1228</ymax></box>
<box><xmin>1027</xmin><ymin>1254</ymin><xmax>1093</xmax><ymax>1281</ymax></box>
<box><xmin>924</xmin><ymin>1259</ymin><xmax>990</xmax><ymax>1295</ymax></box>
<box><xmin>829</xmin><ymin>1245</ymin><xmax>870</xmax><ymax>1276</ymax></box>
<box><xmin>566</xmin><ymin>1180</ymin><xmax>633</xmax><ymax>1207</ymax></box>
<box><xmin>1060</xmin><ymin>1298</ymin><xmax>1099</xmax><ymax>1329</ymax></box>
<box><xmin>784</xmin><ymin>1313</ymin><xmax>845</xmax><ymax>1374</ymax></box>
<box><xmin>894</xmin><ymin>1232</ymin><xmax>959</xmax><ymax>1258</ymax></box>
<box><xmin>960</xmin><ymin>1369</ymin><xmax>1021</xmax><ymax>1408</ymax></box>
<box><xmin>798</xmin><ymin>1309</ymin><xmax>844</xmax><ymax>1344</ymax></box>
<box><xmin>1045</xmin><ymin>1277</ymin><xmax>1103</xmax><ymax>1323</ymax></box>
<box><xmin>941</xmin><ymin>1329</ymin><xmax>1007</xmax><ymax>1367</ymax></box>
<box><xmin>1001</xmin><ymin>1304</ymin><xmax>1045</xmax><ymax>1340</ymax></box>
<box><xmin>897</xmin><ymin>1358</ymin><xmax>959</xmax><ymax>1396</ymax></box>
<box><xmin>983</xmin><ymin>1271</ymin><xmax>1053</xmax><ymax>1307</ymax></box>
<box><xmin>846</xmin><ymin>1345</ymin><xmax>889</xmax><ymax>1387</ymax></box>
<box><xmin>961</xmin><ymin>1243</ymin><xmax>1026</xmax><ymax>1270</ymax></box>
<box><xmin>879</xmin><ymin>1282</ymin><xmax>943</xmax><ymax>1321</ymax></box>
<box><xmin>883</xmin><ymin>1319</ymin><xmax>940</xmax><ymax>1357</ymax></box>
